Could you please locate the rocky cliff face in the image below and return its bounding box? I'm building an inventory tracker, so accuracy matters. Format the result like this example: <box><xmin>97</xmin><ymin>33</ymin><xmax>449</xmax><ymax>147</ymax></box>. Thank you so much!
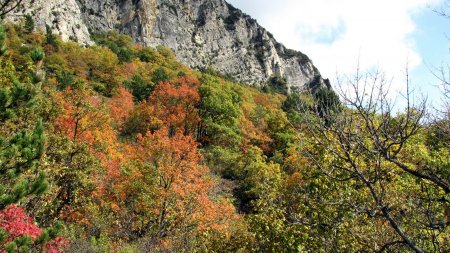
<box><xmin>9</xmin><ymin>0</ymin><xmax>328</xmax><ymax>92</ymax></box>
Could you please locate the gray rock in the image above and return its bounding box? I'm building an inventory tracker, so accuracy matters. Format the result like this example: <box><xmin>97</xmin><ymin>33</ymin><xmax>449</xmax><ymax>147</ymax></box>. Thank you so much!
<box><xmin>8</xmin><ymin>0</ymin><xmax>328</xmax><ymax>92</ymax></box>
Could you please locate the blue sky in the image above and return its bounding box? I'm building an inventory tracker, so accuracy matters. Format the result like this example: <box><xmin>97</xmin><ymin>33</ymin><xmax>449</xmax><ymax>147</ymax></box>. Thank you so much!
<box><xmin>410</xmin><ymin>7</ymin><xmax>449</xmax><ymax>105</ymax></box>
<box><xmin>227</xmin><ymin>0</ymin><xmax>449</xmax><ymax>107</ymax></box>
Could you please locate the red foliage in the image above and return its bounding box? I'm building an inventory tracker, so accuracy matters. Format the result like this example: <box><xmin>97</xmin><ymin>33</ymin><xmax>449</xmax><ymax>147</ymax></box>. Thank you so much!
<box><xmin>0</xmin><ymin>205</ymin><xmax>41</xmax><ymax>241</ymax></box>
<box><xmin>0</xmin><ymin>205</ymin><xmax>68</xmax><ymax>252</ymax></box>
<box><xmin>44</xmin><ymin>237</ymin><xmax>68</xmax><ymax>253</ymax></box>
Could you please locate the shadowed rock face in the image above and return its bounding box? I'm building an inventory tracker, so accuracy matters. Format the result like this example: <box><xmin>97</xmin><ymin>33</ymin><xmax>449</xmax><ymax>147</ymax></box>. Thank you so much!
<box><xmin>10</xmin><ymin>0</ymin><xmax>328</xmax><ymax>92</ymax></box>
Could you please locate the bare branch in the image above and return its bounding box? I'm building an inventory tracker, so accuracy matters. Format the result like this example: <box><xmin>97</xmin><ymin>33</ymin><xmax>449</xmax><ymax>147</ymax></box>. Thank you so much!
<box><xmin>293</xmin><ymin>64</ymin><xmax>450</xmax><ymax>252</ymax></box>
<box><xmin>0</xmin><ymin>0</ymin><xmax>24</xmax><ymax>19</ymax></box>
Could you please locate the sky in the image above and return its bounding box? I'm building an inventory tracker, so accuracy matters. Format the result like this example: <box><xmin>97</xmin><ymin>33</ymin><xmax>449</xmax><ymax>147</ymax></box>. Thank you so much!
<box><xmin>227</xmin><ymin>0</ymin><xmax>450</xmax><ymax>107</ymax></box>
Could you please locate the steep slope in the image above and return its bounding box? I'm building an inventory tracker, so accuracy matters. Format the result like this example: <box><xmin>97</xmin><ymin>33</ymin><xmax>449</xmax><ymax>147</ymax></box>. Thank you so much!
<box><xmin>9</xmin><ymin>0</ymin><xmax>328</xmax><ymax>92</ymax></box>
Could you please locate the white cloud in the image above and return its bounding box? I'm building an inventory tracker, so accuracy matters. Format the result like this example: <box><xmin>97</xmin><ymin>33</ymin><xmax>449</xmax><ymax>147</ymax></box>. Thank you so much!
<box><xmin>227</xmin><ymin>0</ymin><xmax>443</xmax><ymax>95</ymax></box>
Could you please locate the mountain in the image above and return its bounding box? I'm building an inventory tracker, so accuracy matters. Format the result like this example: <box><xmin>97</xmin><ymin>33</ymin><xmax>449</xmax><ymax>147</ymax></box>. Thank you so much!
<box><xmin>9</xmin><ymin>0</ymin><xmax>328</xmax><ymax>92</ymax></box>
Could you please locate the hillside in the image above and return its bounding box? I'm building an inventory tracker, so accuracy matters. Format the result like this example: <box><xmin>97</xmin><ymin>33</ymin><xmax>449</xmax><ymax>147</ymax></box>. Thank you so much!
<box><xmin>0</xmin><ymin>23</ymin><xmax>312</xmax><ymax>252</ymax></box>
<box><xmin>8</xmin><ymin>0</ymin><xmax>328</xmax><ymax>93</ymax></box>
<box><xmin>0</xmin><ymin>4</ymin><xmax>449</xmax><ymax>253</ymax></box>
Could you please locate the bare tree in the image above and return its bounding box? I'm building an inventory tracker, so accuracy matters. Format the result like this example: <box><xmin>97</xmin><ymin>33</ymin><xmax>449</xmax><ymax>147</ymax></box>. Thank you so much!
<box><xmin>0</xmin><ymin>0</ymin><xmax>23</xmax><ymax>19</ymax></box>
<box><xmin>430</xmin><ymin>64</ymin><xmax>450</xmax><ymax>138</ymax></box>
<box><xmin>433</xmin><ymin>0</ymin><xmax>450</xmax><ymax>19</ymax></box>
<box><xmin>297</xmin><ymin>67</ymin><xmax>449</xmax><ymax>252</ymax></box>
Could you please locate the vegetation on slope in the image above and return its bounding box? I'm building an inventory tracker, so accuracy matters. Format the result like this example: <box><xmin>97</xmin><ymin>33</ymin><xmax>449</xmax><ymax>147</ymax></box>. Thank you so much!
<box><xmin>0</xmin><ymin>19</ymin><xmax>448</xmax><ymax>253</ymax></box>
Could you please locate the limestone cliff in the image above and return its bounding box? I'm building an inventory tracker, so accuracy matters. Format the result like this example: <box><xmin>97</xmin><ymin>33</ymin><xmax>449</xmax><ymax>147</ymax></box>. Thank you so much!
<box><xmin>9</xmin><ymin>0</ymin><xmax>329</xmax><ymax>92</ymax></box>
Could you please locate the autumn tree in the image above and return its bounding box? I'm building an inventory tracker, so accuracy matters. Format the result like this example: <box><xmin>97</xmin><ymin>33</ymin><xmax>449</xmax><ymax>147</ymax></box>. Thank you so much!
<box><xmin>108</xmin><ymin>87</ymin><xmax>134</xmax><ymax>129</ymax></box>
<box><xmin>131</xmin><ymin>128</ymin><xmax>237</xmax><ymax>251</ymax></box>
<box><xmin>149</xmin><ymin>75</ymin><xmax>201</xmax><ymax>136</ymax></box>
<box><xmin>0</xmin><ymin>205</ymin><xmax>67</xmax><ymax>252</ymax></box>
<box><xmin>39</xmin><ymin>84</ymin><xmax>114</xmax><ymax>223</ymax></box>
<box><xmin>298</xmin><ymin>68</ymin><xmax>449</xmax><ymax>252</ymax></box>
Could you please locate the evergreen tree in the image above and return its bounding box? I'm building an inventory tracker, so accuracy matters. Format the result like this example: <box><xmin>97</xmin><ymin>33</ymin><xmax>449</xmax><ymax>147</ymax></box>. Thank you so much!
<box><xmin>0</xmin><ymin>120</ymin><xmax>48</xmax><ymax>209</ymax></box>
<box><xmin>0</xmin><ymin>25</ymin><xmax>7</xmax><ymax>56</ymax></box>
<box><xmin>24</xmin><ymin>14</ymin><xmax>34</xmax><ymax>33</ymax></box>
<box><xmin>0</xmin><ymin>40</ymin><xmax>48</xmax><ymax>208</ymax></box>
<box><xmin>45</xmin><ymin>25</ymin><xmax>57</xmax><ymax>48</ymax></box>
<box><xmin>0</xmin><ymin>26</ymin><xmax>66</xmax><ymax>252</ymax></box>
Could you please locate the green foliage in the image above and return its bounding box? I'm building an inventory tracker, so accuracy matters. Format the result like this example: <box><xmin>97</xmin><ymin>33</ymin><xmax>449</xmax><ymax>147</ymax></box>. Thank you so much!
<box><xmin>0</xmin><ymin>109</ymin><xmax>47</xmax><ymax>208</ymax></box>
<box><xmin>24</xmin><ymin>14</ymin><xmax>34</xmax><ymax>33</ymax></box>
<box><xmin>0</xmin><ymin>59</ymin><xmax>39</xmax><ymax>121</ymax></box>
<box><xmin>313</xmin><ymin>86</ymin><xmax>341</xmax><ymax>118</ymax></box>
<box><xmin>138</xmin><ymin>47</ymin><xmax>157</xmax><ymax>62</ymax></box>
<box><xmin>45</xmin><ymin>25</ymin><xmax>57</xmax><ymax>48</ymax></box>
<box><xmin>199</xmin><ymin>75</ymin><xmax>242</xmax><ymax>146</ymax></box>
<box><xmin>82</xmin><ymin>46</ymin><xmax>120</xmax><ymax>96</ymax></box>
<box><xmin>92</xmin><ymin>31</ymin><xmax>136</xmax><ymax>63</ymax></box>
<box><xmin>151</xmin><ymin>67</ymin><xmax>169</xmax><ymax>85</ymax></box>
<box><xmin>1</xmin><ymin>21</ymin><xmax>448</xmax><ymax>252</ymax></box>
<box><xmin>0</xmin><ymin>79</ymin><xmax>47</xmax><ymax>219</ymax></box>
<box><xmin>282</xmin><ymin>93</ymin><xmax>311</xmax><ymax>113</ymax></box>
<box><xmin>282</xmin><ymin>87</ymin><xmax>341</xmax><ymax>127</ymax></box>
<box><xmin>0</xmin><ymin>25</ymin><xmax>7</xmax><ymax>56</ymax></box>
<box><xmin>56</xmin><ymin>70</ymin><xmax>75</xmax><ymax>90</ymax></box>
<box><xmin>30</xmin><ymin>47</ymin><xmax>45</xmax><ymax>62</ymax></box>
<box><xmin>124</xmin><ymin>74</ymin><xmax>154</xmax><ymax>101</ymax></box>
<box><xmin>267</xmin><ymin>75</ymin><xmax>287</xmax><ymax>94</ymax></box>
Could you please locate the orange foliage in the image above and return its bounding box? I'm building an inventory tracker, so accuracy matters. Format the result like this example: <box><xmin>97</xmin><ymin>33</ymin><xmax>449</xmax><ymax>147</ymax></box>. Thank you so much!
<box><xmin>92</xmin><ymin>158</ymin><xmax>128</xmax><ymax>214</ymax></box>
<box><xmin>134</xmin><ymin>128</ymin><xmax>236</xmax><ymax>238</ymax></box>
<box><xmin>253</xmin><ymin>93</ymin><xmax>271</xmax><ymax>108</ymax></box>
<box><xmin>117</xmin><ymin>60</ymin><xmax>143</xmax><ymax>79</ymax></box>
<box><xmin>56</xmin><ymin>87</ymin><xmax>115</xmax><ymax>149</ymax></box>
<box><xmin>149</xmin><ymin>76</ymin><xmax>201</xmax><ymax>135</ymax></box>
<box><xmin>55</xmin><ymin>86</ymin><xmax>95</xmax><ymax>143</ymax></box>
<box><xmin>239</xmin><ymin>115</ymin><xmax>272</xmax><ymax>152</ymax></box>
<box><xmin>125</xmin><ymin>101</ymin><xmax>163</xmax><ymax>135</ymax></box>
<box><xmin>109</xmin><ymin>87</ymin><xmax>134</xmax><ymax>128</ymax></box>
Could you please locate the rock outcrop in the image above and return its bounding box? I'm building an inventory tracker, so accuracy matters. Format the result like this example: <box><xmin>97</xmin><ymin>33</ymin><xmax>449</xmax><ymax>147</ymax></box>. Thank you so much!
<box><xmin>9</xmin><ymin>0</ymin><xmax>328</xmax><ymax>92</ymax></box>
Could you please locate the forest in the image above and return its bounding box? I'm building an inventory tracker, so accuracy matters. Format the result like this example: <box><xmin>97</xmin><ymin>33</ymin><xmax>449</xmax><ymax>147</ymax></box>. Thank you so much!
<box><xmin>0</xmin><ymin>14</ymin><xmax>449</xmax><ymax>253</ymax></box>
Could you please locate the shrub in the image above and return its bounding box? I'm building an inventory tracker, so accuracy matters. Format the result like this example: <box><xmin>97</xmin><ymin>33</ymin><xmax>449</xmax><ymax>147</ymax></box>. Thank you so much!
<box><xmin>0</xmin><ymin>205</ymin><xmax>67</xmax><ymax>252</ymax></box>
<box><xmin>30</xmin><ymin>47</ymin><xmax>45</xmax><ymax>62</ymax></box>
<box><xmin>124</xmin><ymin>75</ymin><xmax>154</xmax><ymax>101</ymax></box>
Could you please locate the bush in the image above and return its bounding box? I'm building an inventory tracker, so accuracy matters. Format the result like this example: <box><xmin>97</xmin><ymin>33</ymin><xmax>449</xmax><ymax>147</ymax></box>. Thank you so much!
<box><xmin>267</xmin><ymin>75</ymin><xmax>287</xmax><ymax>94</ymax></box>
<box><xmin>56</xmin><ymin>70</ymin><xmax>75</xmax><ymax>90</ymax></box>
<box><xmin>138</xmin><ymin>47</ymin><xmax>156</xmax><ymax>62</ymax></box>
<box><xmin>92</xmin><ymin>32</ymin><xmax>136</xmax><ymax>63</ymax></box>
<box><xmin>45</xmin><ymin>25</ymin><xmax>58</xmax><ymax>48</ymax></box>
<box><xmin>151</xmin><ymin>67</ymin><xmax>169</xmax><ymax>85</ymax></box>
<box><xmin>30</xmin><ymin>47</ymin><xmax>45</xmax><ymax>62</ymax></box>
<box><xmin>124</xmin><ymin>75</ymin><xmax>154</xmax><ymax>101</ymax></box>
